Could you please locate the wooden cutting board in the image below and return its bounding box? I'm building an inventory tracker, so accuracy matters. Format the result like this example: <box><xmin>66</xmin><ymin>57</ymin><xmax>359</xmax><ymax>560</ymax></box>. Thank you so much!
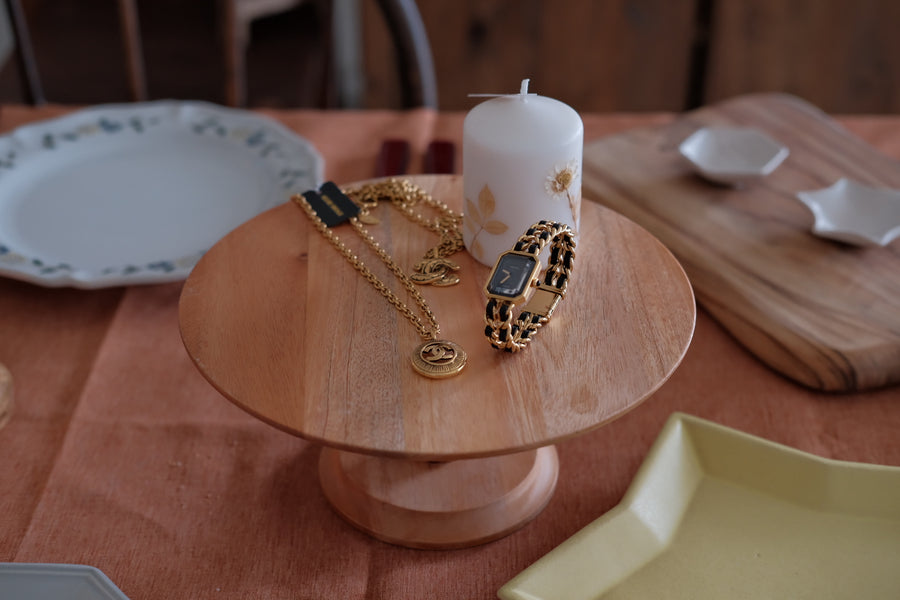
<box><xmin>583</xmin><ymin>93</ymin><xmax>900</xmax><ymax>392</ymax></box>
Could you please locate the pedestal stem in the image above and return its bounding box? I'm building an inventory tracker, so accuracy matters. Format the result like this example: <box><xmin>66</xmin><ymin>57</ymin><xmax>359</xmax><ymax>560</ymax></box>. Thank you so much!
<box><xmin>318</xmin><ymin>445</ymin><xmax>559</xmax><ymax>549</ymax></box>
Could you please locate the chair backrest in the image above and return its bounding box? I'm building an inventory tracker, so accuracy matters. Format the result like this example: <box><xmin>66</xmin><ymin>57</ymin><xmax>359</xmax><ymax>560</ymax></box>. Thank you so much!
<box><xmin>5</xmin><ymin>0</ymin><xmax>47</xmax><ymax>105</ymax></box>
<box><xmin>374</xmin><ymin>0</ymin><xmax>437</xmax><ymax>109</ymax></box>
<box><xmin>3</xmin><ymin>0</ymin><xmax>437</xmax><ymax>109</ymax></box>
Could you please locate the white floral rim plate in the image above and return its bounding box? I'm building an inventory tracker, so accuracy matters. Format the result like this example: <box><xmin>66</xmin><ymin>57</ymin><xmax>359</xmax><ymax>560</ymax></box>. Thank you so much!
<box><xmin>678</xmin><ymin>126</ymin><xmax>789</xmax><ymax>185</ymax></box>
<box><xmin>796</xmin><ymin>178</ymin><xmax>900</xmax><ymax>246</ymax></box>
<box><xmin>500</xmin><ymin>413</ymin><xmax>900</xmax><ymax>600</ymax></box>
<box><xmin>0</xmin><ymin>563</ymin><xmax>130</xmax><ymax>599</ymax></box>
<box><xmin>0</xmin><ymin>101</ymin><xmax>323</xmax><ymax>288</ymax></box>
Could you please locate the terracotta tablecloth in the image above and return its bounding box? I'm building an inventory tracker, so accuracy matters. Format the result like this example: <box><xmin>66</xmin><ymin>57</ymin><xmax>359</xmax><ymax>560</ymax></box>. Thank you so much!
<box><xmin>1</xmin><ymin>105</ymin><xmax>898</xmax><ymax>599</ymax></box>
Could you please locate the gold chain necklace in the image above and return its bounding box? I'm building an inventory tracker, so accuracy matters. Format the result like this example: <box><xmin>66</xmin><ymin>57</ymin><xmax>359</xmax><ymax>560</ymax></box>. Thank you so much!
<box><xmin>291</xmin><ymin>180</ymin><xmax>467</xmax><ymax>379</ymax></box>
<box><xmin>344</xmin><ymin>179</ymin><xmax>464</xmax><ymax>286</ymax></box>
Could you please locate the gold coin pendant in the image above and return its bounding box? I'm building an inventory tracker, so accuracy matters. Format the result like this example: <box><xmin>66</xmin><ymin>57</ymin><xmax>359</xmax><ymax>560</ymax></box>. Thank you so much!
<box><xmin>411</xmin><ymin>340</ymin><xmax>467</xmax><ymax>379</ymax></box>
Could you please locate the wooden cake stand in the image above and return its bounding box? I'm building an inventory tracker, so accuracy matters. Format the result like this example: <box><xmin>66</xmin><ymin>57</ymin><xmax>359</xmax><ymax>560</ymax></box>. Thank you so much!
<box><xmin>179</xmin><ymin>175</ymin><xmax>695</xmax><ymax>549</ymax></box>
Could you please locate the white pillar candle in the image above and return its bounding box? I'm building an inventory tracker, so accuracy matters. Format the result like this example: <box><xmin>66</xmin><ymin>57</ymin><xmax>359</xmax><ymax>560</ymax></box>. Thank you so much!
<box><xmin>463</xmin><ymin>79</ymin><xmax>583</xmax><ymax>266</ymax></box>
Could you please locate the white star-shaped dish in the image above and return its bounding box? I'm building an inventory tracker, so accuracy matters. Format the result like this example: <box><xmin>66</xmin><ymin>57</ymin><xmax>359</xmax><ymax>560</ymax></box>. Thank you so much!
<box><xmin>796</xmin><ymin>178</ymin><xmax>900</xmax><ymax>247</ymax></box>
<box><xmin>678</xmin><ymin>126</ymin><xmax>789</xmax><ymax>186</ymax></box>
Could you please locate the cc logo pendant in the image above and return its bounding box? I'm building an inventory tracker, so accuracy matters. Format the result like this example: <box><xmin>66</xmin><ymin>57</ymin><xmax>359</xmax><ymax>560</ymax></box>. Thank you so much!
<box><xmin>410</xmin><ymin>340</ymin><xmax>467</xmax><ymax>378</ymax></box>
<box><xmin>409</xmin><ymin>258</ymin><xmax>461</xmax><ymax>287</ymax></box>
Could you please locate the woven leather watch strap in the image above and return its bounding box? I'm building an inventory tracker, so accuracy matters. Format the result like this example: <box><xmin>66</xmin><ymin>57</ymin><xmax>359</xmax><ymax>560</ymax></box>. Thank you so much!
<box><xmin>485</xmin><ymin>221</ymin><xmax>575</xmax><ymax>352</ymax></box>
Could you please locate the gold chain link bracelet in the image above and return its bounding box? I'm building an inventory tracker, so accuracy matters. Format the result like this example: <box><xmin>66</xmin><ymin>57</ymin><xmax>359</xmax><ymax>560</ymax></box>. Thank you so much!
<box><xmin>483</xmin><ymin>220</ymin><xmax>576</xmax><ymax>352</ymax></box>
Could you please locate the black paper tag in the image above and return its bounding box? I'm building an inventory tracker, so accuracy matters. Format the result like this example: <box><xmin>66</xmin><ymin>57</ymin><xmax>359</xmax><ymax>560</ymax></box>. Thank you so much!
<box><xmin>302</xmin><ymin>181</ymin><xmax>359</xmax><ymax>227</ymax></box>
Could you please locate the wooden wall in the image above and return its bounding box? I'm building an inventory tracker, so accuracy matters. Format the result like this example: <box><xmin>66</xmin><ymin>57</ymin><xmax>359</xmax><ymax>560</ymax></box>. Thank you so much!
<box><xmin>704</xmin><ymin>0</ymin><xmax>900</xmax><ymax>114</ymax></box>
<box><xmin>4</xmin><ymin>0</ymin><xmax>897</xmax><ymax>113</ymax></box>
<box><xmin>362</xmin><ymin>0</ymin><xmax>900</xmax><ymax>114</ymax></box>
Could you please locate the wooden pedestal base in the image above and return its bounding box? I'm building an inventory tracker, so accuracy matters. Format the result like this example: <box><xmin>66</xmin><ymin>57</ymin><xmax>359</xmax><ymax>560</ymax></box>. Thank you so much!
<box><xmin>319</xmin><ymin>446</ymin><xmax>559</xmax><ymax>549</ymax></box>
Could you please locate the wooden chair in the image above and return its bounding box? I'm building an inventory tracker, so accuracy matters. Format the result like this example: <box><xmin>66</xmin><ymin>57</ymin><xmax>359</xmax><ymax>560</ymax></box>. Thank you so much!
<box><xmin>4</xmin><ymin>0</ymin><xmax>437</xmax><ymax>109</ymax></box>
<box><xmin>4</xmin><ymin>0</ymin><xmax>145</xmax><ymax>106</ymax></box>
<box><xmin>220</xmin><ymin>0</ymin><xmax>437</xmax><ymax>108</ymax></box>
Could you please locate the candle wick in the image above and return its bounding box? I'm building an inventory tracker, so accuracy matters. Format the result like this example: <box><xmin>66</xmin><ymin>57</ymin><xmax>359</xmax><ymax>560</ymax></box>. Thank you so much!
<box><xmin>467</xmin><ymin>78</ymin><xmax>537</xmax><ymax>99</ymax></box>
<box><xmin>467</xmin><ymin>93</ymin><xmax>537</xmax><ymax>98</ymax></box>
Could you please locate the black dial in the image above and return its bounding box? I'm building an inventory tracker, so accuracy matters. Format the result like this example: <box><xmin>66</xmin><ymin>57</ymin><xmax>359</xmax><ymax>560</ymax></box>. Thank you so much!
<box><xmin>486</xmin><ymin>253</ymin><xmax>537</xmax><ymax>298</ymax></box>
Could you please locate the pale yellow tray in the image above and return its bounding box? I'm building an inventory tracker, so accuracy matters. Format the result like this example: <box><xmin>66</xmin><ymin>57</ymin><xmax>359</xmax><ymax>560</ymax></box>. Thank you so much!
<box><xmin>499</xmin><ymin>413</ymin><xmax>900</xmax><ymax>600</ymax></box>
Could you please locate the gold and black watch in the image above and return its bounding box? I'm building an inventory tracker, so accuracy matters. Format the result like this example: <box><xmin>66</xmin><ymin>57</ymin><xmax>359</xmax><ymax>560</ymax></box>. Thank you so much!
<box><xmin>483</xmin><ymin>220</ymin><xmax>576</xmax><ymax>352</ymax></box>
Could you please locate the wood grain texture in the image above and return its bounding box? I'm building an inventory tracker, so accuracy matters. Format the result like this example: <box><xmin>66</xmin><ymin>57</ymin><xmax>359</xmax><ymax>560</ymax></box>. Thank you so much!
<box><xmin>318</xmin><ymin>446</ymin><xmax>558</xmax><ymax>548</ymax></box>
<box><xmin>705</xmin><ymin>0</ymin><xmax>900</xmax><ymax>113</ymax></box>
<box><xmin>362</xmin><ymin>0</ymin><xmax>698</xmax><ymax>111</ymax></box>
<box><xmin>179</xmin><ymin>175</ymin><xmax>695</xmax><ymax>460</ymax></box>
<box><xmin>0</xmin><ymin>363</ymin><xmax>11</xmax><ymax>430</ymax></box>
<box><xmin>583</xmin><ymin>93</ymin><xmax>900</xmax><ymax>392</ymax></box>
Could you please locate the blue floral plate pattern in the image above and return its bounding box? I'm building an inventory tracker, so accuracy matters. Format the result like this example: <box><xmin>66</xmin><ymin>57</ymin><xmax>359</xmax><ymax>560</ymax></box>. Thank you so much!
<box><xmin>0</xmin><ymin>101</ymin><xmax>323</xmax><ymax>288</ymax></box>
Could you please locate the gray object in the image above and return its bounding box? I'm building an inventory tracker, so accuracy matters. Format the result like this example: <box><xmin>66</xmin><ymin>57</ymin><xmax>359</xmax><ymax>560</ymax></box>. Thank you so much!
<box><xmin>0</xmin><ymin>563</ymin><xmax>130</xmax><ymax>600</ymax></box>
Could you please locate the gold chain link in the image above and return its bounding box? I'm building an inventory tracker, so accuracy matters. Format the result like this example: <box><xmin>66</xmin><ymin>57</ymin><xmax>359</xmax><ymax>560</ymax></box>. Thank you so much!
<box><xmin>343</xmin><ymin>178</ymin><xmax>465</xmax><ymax>264</ymax></box>
<box><xmin>485</xmin><ymin>221</ymin><xmax>576</xmax><ymax>352</ymax></box>
<box><xmin>291</xmin><ymin>183</ymin><xmax>448</xmax><ymax>342</ymax></box>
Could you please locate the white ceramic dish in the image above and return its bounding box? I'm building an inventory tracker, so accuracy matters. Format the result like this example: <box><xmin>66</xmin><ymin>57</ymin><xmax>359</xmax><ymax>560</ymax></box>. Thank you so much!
<box><xmin>796</xmin><ymin>178</ymin><xmax>900</xmax><ymax>246</ymax></box>
<box><xmin>499</xmin><ymin>413</ymin><xmax>900</xmax><ymax>600</ymax></box>
<box><xmin>0</xmin><ymin>563</ymin><xmax>130</xmax><ymax>599</ymax></box>
<box><xmin>0</xmin><ymin>101</ymin><xmax>323</xmax><ymax>288</ymax></box>
<box><xmin>678</xmin><ymin>126</ymin><xmax>789</xmax><ymax>185</ymax></box>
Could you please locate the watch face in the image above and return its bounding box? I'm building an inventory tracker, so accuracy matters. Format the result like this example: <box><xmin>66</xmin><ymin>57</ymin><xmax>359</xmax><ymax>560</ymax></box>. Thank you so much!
<box><xmin>487</xmin><ymin>253</ymin><xmax>537</xmax><ymax>299</ymax></box>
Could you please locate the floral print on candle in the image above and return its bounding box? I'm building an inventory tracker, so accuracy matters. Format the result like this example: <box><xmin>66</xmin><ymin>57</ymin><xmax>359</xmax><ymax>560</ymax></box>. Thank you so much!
<box><xmin>545</xmin><ymin>160</ymin><xmax>581</xmax><ymax>233</ymax></box>
<box><xmin>464</xmin><ymin>184</ymin><xmax>508</xmax><ymax>262</ymax></box>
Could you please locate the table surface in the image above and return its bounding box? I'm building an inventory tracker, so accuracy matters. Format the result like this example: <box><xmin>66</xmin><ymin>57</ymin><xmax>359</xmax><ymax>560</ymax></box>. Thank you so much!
<box><xmin>1</xmin><ymin>104</ymin><xmax>899</xmax><ymax>600</ymax></box>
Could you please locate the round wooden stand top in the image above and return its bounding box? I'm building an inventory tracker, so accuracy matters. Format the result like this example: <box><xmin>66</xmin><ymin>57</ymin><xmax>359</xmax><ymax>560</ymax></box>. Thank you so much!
<box><xmin>179</xmin><ymin>175</ymin><xmax>695</xmax><ymax>460</ymax></box>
